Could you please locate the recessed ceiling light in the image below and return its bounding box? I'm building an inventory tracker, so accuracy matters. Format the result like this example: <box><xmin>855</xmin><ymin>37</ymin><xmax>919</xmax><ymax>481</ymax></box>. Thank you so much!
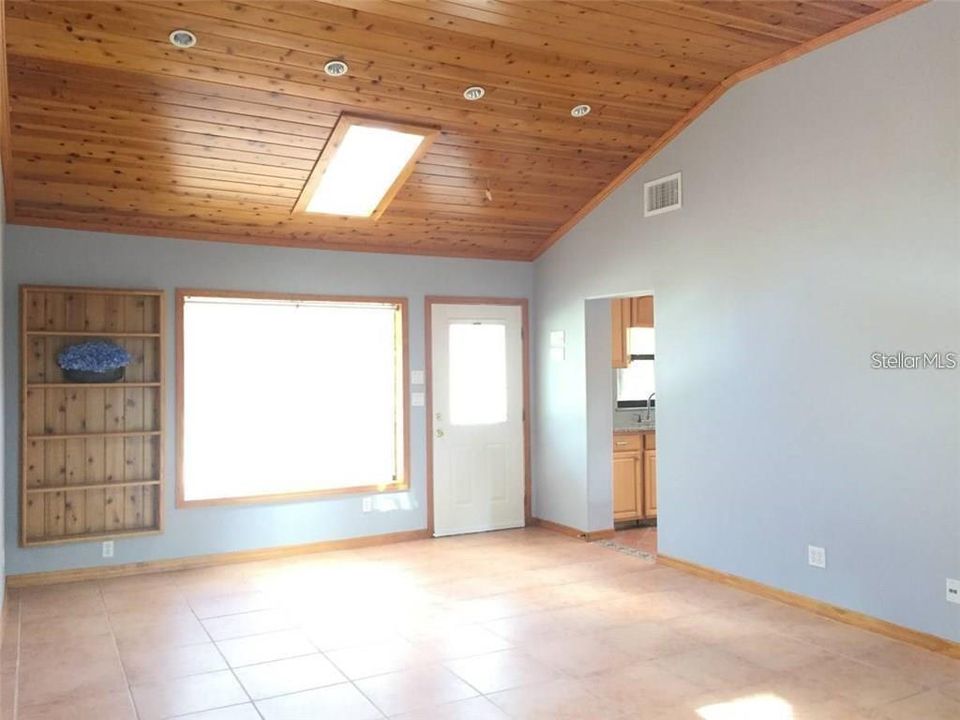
<box><xmin>168</xmin><ymin>29</ymin><xmax>197</xmax><ymax>49</ymax></box>
<box><xmin>571</xmin><ymin>104</ymin><xmax>592</xmax><ymax>118</ymax></box>
<box><xmin>463</xmin><ymin>86</ymin><xmax>485</xmax><ymax>101</ymax></box>
<box><xmin>324</xmin><ymin>59</ymin><xmax>349</xmax><ymax>77</ymax></box>
<box><xmin>295</xmin><ymin>116</ymin><xmax>437</xmax><ymax>219</ymax></box>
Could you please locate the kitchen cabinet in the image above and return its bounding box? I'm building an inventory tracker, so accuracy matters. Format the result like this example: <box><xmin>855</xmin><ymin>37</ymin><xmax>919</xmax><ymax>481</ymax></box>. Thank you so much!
<box><xmin>643</xmin><ymin>450</ymin><xmax>657</xmax><ymax>516</ymax></box>
<box><xmin>612</xmin><ymin>431</ymin><xmax>657</xmax><ymax>522</ymax></box>
<box><xmin>630</xmin><ymin>296</ymin><xmax>654</xmax><ymax>328</ymax></box>
<box><xmin>611</xmin><ymin>298</ymin><xmax>630</xmax><ymax>369</ymax></box>
<box><xmin>611</xmin><ymin>296</ymin><xmax>654</xmax><ymax>367</ymax></box>
<box><xmin>613</xmin><ymin>454</ymin><xmax>640</xmax><ymax>521</ymax></box>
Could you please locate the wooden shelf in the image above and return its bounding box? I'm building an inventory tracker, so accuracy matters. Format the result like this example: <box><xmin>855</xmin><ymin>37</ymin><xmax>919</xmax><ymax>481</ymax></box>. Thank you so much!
<box><xmin>20</xmin><ymin>285</ymin><xmax>166</xmax><ymax>546</ymax></box>
<box><xmin>27</xmin><ymin>382</ymin><xmax>162</xmax><ymax>389</ymax></box>
<box><xmin>27</xmin><ymin>430</ymin><xmax>162</xmax><ymax>441</ymax></box>
<box><xmin>27</xmin><ymin>480</ymin><xmax>161</xmax><ymax>494</ymax></box>
<box><xmin>25</xmin><ymin>330</ymin><xmax>162</xmax><ymax>338</ymax></box>
<box><xmin>24</xmin><ymin>528</ymin><xmax>164</xmax><ymax>548</ymax></box>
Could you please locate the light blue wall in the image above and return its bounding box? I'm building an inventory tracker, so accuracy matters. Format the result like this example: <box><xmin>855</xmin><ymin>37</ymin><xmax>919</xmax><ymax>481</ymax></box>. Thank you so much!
<box><xmin>3</xmin><ymin>227</ymin><xmax>533</xmax><ymax>574</ymax></box>
<box><xmin>533</xmin><ymin>3</ymin><xmax>960</xmax><ymax>642</ymax></box>
<box><xmin>584</xmin><ymin>298</ymin><xmax>615</xmax><ymax>533</ymax></box>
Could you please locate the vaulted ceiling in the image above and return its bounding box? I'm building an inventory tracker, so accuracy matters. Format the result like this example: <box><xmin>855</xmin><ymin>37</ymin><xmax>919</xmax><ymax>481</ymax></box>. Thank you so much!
<box><xmin>0</xmin><ymin>1</ymin><xmax>915</xmax><ymax>260</ymax></box>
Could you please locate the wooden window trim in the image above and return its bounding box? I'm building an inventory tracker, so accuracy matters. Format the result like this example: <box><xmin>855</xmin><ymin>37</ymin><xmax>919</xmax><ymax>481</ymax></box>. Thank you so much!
<box><xmin>175</xmin><ymin>288</ymin><xmax>410</xmax><ymax>508</ymax></box>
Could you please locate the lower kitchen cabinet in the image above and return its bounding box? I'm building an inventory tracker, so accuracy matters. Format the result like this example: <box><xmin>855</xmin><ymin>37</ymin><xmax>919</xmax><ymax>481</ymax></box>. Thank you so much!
<box><xmin>613</xmin><ymin>454</ymin><xmax>640</xmax><ymax>521</ymax></box>
<box><xmin>612</xmin><ymin>431</ymin><xmax>657</xmax><ymax>522</ymax></box>
<box><xmin>643</xmin><ymin>449</ymin><xmax>657</xmax><ymax>516</ymax></box>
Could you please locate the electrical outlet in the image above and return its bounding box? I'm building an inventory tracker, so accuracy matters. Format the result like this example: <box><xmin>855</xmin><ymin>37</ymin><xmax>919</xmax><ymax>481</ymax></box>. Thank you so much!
<box><xmin>807</xmin><ymin>545</ymin><xmax>826</xmax><ymax>569</ymax></box>
<box><xmin>362</xmin><ymin>497</ymin><xmax>373</xmax><ymax>513</ymax></box>
<box><xmin>102</xmin><ymin>540</ymin><xmax>114</xmax><ymax>558</ymax></box>
<box><xmin>947</xmin><ymin>578</ymin><xmax>960</xmax><ymax>605</ymax></box>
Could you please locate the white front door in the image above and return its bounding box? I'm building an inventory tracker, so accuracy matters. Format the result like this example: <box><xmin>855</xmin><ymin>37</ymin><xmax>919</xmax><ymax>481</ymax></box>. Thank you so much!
<box><xmin>431</xmin><ymin>303</ymin><xmax>525</xmax><ymax>536</ymax></box>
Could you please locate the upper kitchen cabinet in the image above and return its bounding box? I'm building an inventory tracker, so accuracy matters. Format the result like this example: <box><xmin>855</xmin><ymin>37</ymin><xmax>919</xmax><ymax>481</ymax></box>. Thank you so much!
<box><xmin>630</xmin><ymin>297</ymin><xmax>654</xmax><ymax>328</ymax></box>
<box><xmin>611</xmin><ymin>299</ymin><xmax>630</xmax><ymax>369</ymax></box>
<box><xmin>611</xmin><ymin>296</ymin><xmax>655</xmax><ymax>368</ymax></box>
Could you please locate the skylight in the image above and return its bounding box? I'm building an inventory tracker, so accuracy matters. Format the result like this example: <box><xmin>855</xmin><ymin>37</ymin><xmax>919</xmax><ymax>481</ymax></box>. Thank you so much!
<box><xmin>295</xmin><ymin>115</ymin><xmax>437</xmax><ymax>219</ymax></box>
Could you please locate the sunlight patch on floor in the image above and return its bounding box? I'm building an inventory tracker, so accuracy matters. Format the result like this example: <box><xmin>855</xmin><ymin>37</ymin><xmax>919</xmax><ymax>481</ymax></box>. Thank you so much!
<box><xmin>697</xmin><ymin>693</ymin><xmax>794</xmax><ymax>720</ymax></box>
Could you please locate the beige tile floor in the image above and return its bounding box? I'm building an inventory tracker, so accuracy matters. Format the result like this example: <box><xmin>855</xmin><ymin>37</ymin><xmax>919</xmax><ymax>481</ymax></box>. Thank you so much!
<box><xmin>613</xmin><ymin>526</ymin><xmax>658</xmax><ymax>556</ymax></box>
<box><xmin>1</xmin><ymin>528</ymin><xmax>958</xmax><ymax>719</ymax></box>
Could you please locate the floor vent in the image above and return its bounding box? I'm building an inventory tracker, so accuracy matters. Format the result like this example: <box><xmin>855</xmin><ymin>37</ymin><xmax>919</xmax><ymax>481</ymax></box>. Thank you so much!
<box><xmin>643</xmin><ymin>172</ymin><xmax>682</xmax><ymax>217</ymax></box>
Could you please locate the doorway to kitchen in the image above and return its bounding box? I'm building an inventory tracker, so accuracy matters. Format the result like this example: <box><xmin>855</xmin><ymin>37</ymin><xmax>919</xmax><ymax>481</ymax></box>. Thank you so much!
<box><xmin>610</xmin><ymin>295</ymin><xmax>658</xmax><ymax>556</ymax></box>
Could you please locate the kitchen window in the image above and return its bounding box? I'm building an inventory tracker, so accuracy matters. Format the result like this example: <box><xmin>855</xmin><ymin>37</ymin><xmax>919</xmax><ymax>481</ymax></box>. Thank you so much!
<box><xmin>616</xmin><ymin>327</ymin><xmax>656</xmax><ymax>409</ymax></box>
<box><xmin>177</xmin><ymin>291</ymin><xmax>408</xmax><ymax>506</ymax></box>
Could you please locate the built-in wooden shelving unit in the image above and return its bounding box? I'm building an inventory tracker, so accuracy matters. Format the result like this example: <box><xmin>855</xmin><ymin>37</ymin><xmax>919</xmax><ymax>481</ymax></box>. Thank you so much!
<box><xmin>20</xmin><ymin>286</ymin><xmax>165</xmax><ymax>546</ymax></box>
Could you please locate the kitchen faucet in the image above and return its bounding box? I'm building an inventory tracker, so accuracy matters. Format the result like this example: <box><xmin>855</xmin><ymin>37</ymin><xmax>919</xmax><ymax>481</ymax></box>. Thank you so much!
<box><xmin>644</xmin><ymin>392</ymin><xmax>655</xmax><ymax>423</ymax></box>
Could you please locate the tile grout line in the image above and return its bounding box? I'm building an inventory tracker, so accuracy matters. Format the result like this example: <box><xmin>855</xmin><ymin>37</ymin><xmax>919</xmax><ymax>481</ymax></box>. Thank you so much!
<box><xmin>104</xmin><ymin>578</ymin><xmax>273</xmax><ymax>719</ymax></box>
<box><xmin>125</xmin><ymin>584</ymin><xmax>447</xmax><ymax>715</ymax></box>
<box><xmin>315</xmin><ymin>623</ymin><xmax>529</xmax><ymax>717</ymax></box>
<box><xmin>186</xmin><ymin>583</ymin><xmax>268</xmax><ymax>720</ymax></box>
<box><xmin>98</xmin><ymin>582</ymin><xmax>142</xmax><ymax>720</ymax></box>
<box><xmin>318</xmin><ymin>650</ymin><xmax>390</xmax><ymax>720</ymax></box>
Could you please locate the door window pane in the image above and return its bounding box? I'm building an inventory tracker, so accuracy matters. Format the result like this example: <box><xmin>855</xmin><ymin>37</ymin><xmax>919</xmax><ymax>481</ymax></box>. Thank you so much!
<box><xmin>449</xmin><ymin>322</ymin><xmax>507</xmax><ymax>425</ymax></box>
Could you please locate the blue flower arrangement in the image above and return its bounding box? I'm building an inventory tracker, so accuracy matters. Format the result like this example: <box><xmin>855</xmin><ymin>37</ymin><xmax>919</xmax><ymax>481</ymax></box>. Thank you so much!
<box><xmin>57</xmin><ymin>340</ymin><xmax>132</xmax><ymax>382</ymax></box>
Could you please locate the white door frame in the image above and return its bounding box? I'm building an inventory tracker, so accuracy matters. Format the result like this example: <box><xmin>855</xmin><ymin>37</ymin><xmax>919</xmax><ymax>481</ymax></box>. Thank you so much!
<box><xmin>425</xmin><ymin>296</ymin><xmax>530</xmax><ymax>536</ymax></box>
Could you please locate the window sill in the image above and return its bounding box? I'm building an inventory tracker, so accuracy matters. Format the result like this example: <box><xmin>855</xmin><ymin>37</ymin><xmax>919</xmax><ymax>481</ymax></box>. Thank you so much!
<box><xmin>176</xmin><ymin>480</ymin><xmax>409</xmax><ymax>509</ymax></box>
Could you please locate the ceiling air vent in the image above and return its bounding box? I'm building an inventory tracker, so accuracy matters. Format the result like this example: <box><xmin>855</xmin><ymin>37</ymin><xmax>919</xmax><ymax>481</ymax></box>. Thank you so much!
<box><xmin>643</xmin><ymin>172</ymin><xmax>682</xmax><ymax>217</ymax></box>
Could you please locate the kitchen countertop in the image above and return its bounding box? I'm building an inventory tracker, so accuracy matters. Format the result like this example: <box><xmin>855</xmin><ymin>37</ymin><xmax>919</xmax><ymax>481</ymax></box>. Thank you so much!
<box><xmin>614</xmin><ymin>426</ymin><xmax>655</xmax><ymax>433</ymax></box>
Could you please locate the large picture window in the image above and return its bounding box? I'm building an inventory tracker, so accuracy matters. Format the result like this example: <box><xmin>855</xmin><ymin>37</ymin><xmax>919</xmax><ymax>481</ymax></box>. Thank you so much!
<box><xmin>177</xmin><ymin>291</ymin><xmax>407</xmax><ymax>505</ymax></box>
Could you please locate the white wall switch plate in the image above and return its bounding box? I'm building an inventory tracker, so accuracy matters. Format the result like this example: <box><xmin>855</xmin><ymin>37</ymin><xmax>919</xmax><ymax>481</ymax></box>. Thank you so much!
<box><xmin>362</xmin><ymin>497</ymin><xmax>373</xmax><ymax>513</ymax></box>
<box><xmin>807</xmin><ymin>545</ymin><xmax>826</xmax><ymax>569</ymax></box>
<box><xmin>102</xmin><ymin>540</ymin><xmax>115</xmax><ymax>558</ymax></box>
<box><xmin>411</xmin><ymin>391</ymin><xmax>425</xmax><ymax>407</ymax></box>
<box><xmin>947</xmin><ymin>578</ymin><xmax>960</xmax><ymax>605</ymax></box>
<box><xmin>411</xmin><ymin>370</ymin><xmax>425</xmax><ymax>386</ymax></box>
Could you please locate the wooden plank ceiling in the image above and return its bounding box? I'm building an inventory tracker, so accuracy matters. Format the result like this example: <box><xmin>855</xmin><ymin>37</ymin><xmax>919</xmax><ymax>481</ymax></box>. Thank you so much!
<box><xmin>2</xmin><ymin>0</ymin><xmax>909</xmax><ymax>260</ymax></box>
